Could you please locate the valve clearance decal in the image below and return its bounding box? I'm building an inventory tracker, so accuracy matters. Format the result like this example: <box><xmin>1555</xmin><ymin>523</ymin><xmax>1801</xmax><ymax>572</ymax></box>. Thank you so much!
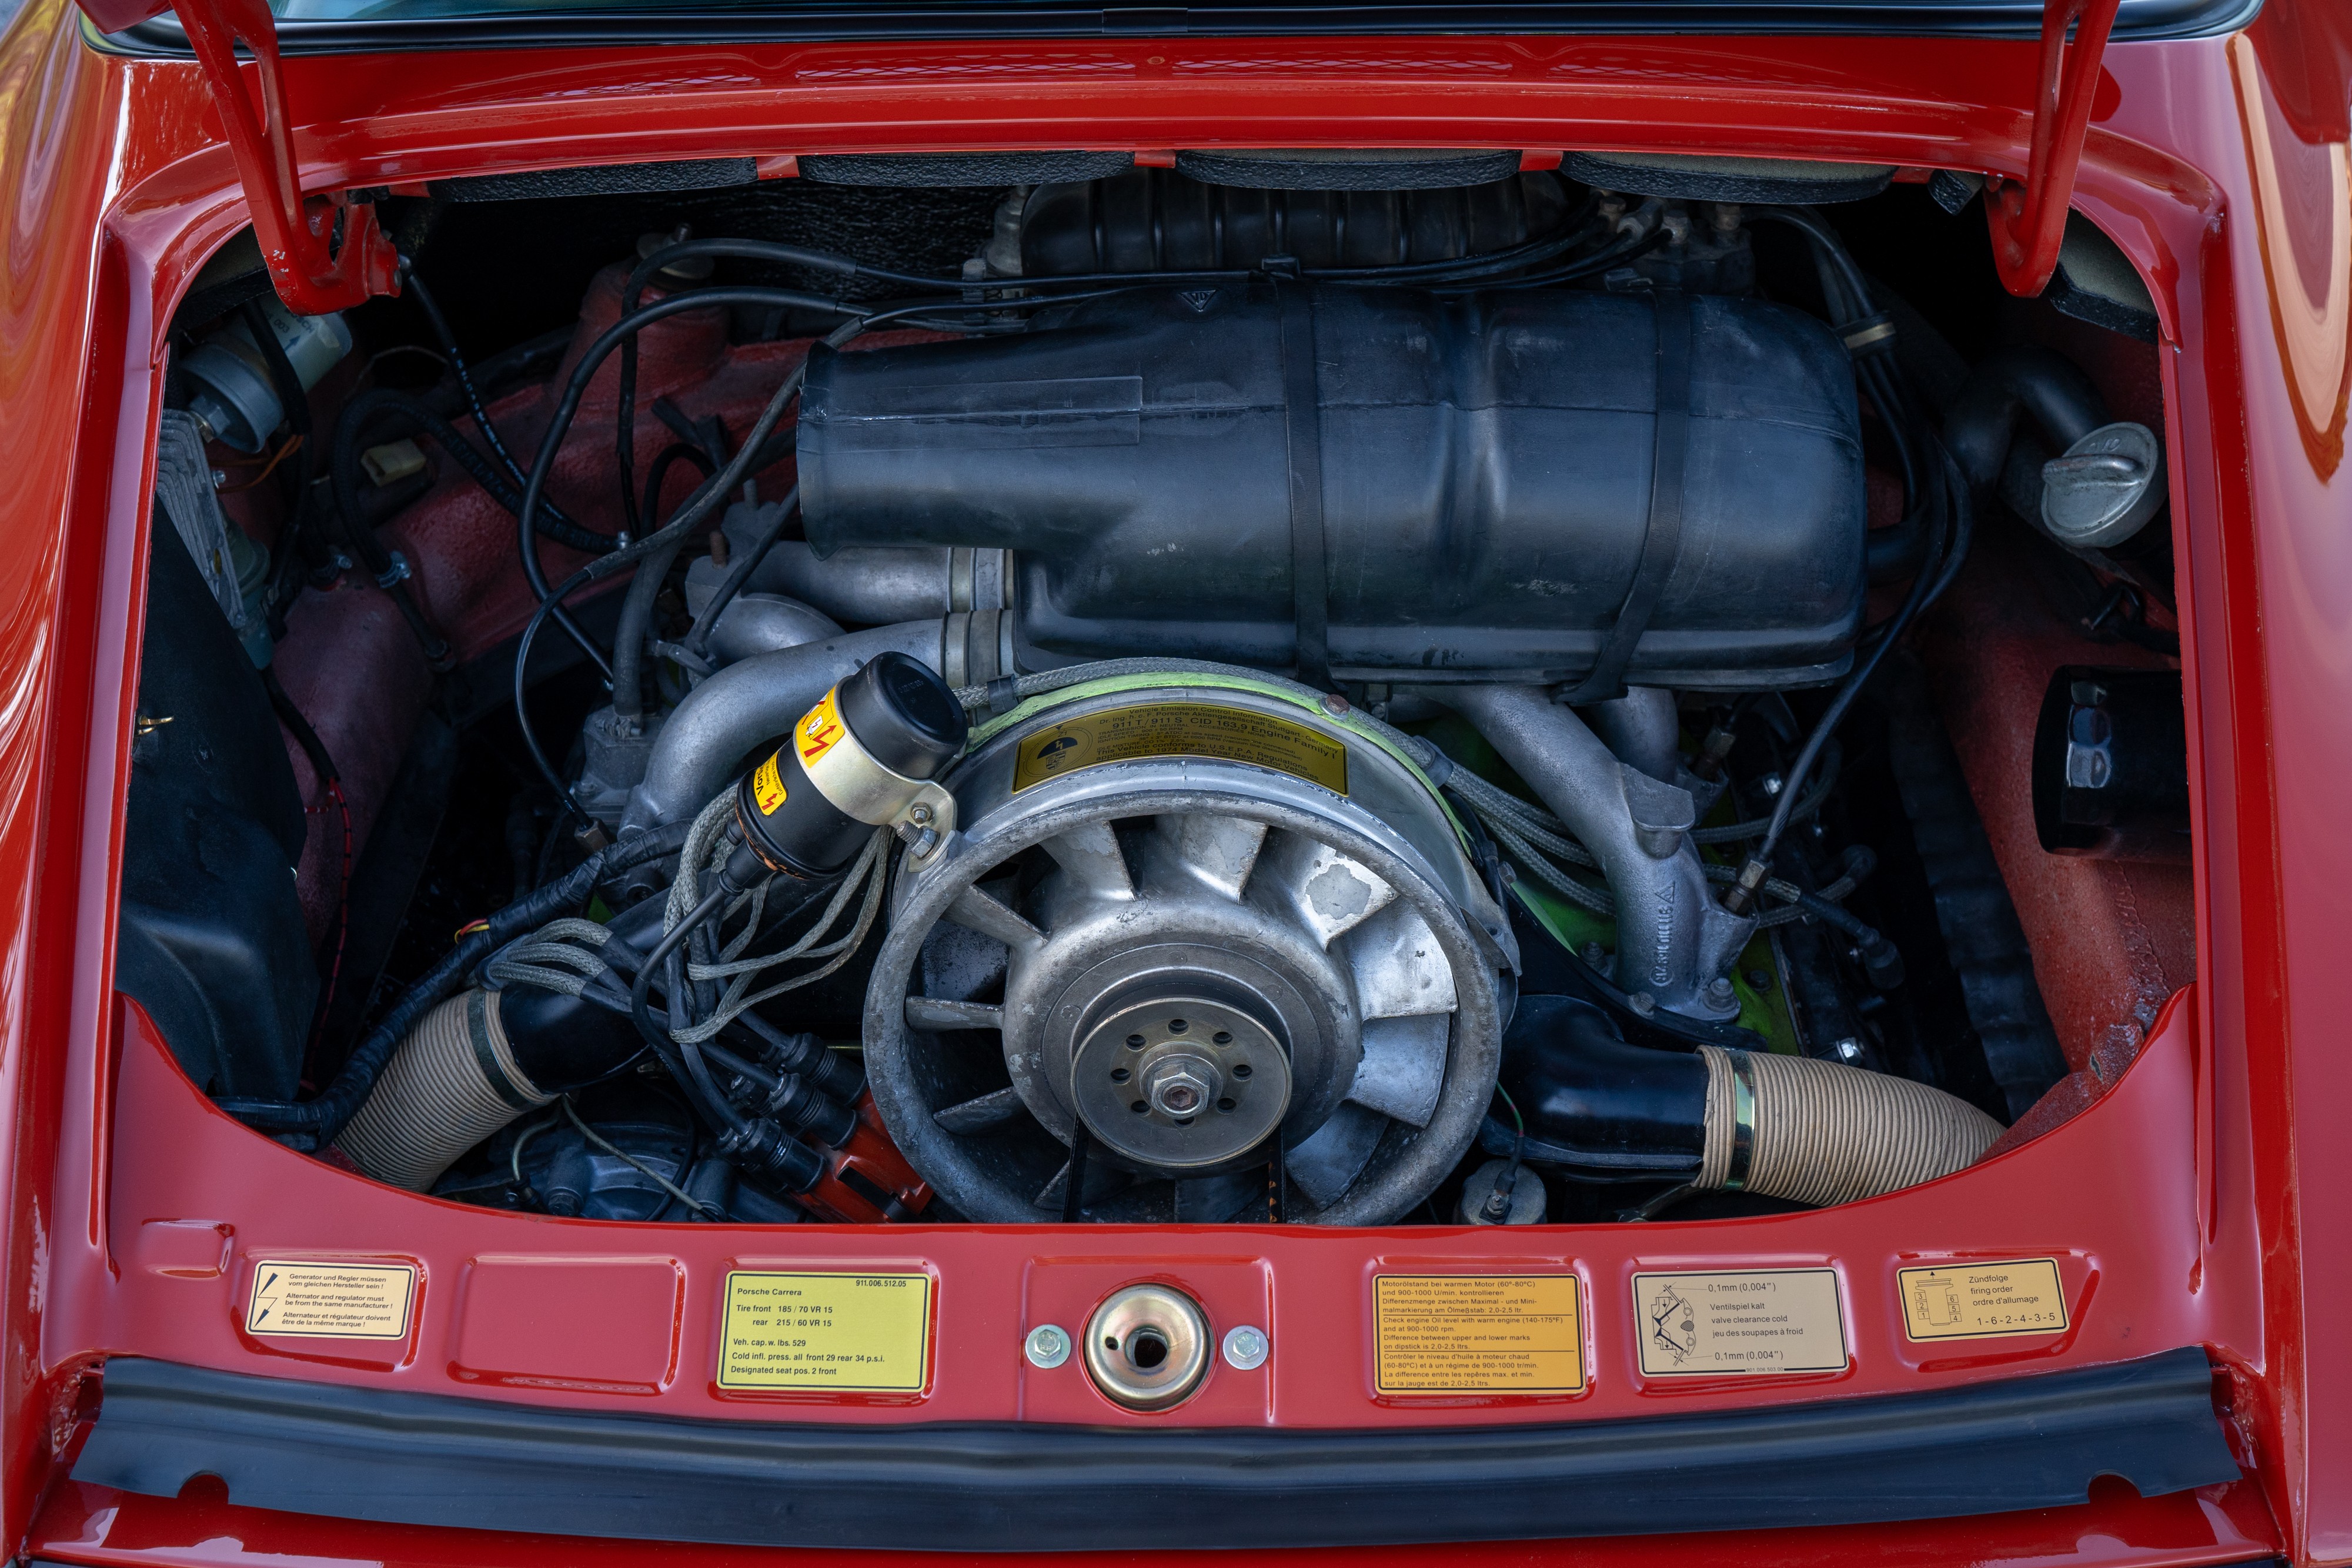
<box><xmin>1373</xmin><ymin>1275</ymin><xmax>1583</xmax><ymax>1394</ymax></box>
<box><xmin>243</xmin><ymin>1261</ymin><xmax>415</xmax><ymax>1339</ymax></box>
<box><xmin>718</xmin><ymin>1271</ymin><xmax>931</xmax><ymax>1392</ymax></box>
<box><xmin>1898</xmin><ymin>1258</ymin><xmax>2069</xmax><ymax>1340</ymax></box>
<box><xmin>1011</xmin><ymin>703</ymin><xmax>1348</xmax><ymax>795</ymax></box>
<box><xmin>1632</xmin><ymin>1269</ymin><xmax>1847</xmax><ymax>1376</ymax></box>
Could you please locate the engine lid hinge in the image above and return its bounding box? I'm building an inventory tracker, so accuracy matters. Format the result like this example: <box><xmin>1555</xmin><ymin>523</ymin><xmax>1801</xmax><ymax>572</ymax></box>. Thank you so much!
<box><xmin>142</xmin><ymin>0</ymin><xmax>399</xmax><ymax>313</ymax></box>
<box><xmin>1984</xmin><ymin>0</ymin><xmax>2122</xmax><ymax>299</ymax></box>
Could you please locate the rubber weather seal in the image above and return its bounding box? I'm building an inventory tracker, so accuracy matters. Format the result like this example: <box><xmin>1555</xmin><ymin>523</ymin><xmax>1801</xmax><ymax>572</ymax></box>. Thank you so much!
<box><xmin>74</xmin><ymin>1349</ymin><xmax>2237</xmax><ymax>1550</ymax></box>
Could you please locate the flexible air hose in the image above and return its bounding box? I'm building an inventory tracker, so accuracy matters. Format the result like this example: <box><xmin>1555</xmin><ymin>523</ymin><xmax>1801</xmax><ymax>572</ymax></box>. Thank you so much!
<box><xmin>335</xmin><ymin>989</ymin><xmax>552</xmax><ymax>1191</ymax></box>
<box><xmin>1694</xmin><ymin>1044</ymin><xmax>2003</xmax><ymax>1206</ymax></box>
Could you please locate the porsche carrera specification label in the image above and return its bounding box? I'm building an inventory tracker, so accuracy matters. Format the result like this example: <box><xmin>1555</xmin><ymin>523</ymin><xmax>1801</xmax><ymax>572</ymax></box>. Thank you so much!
<box><xmin>244</xmin><ymin>1261</ymin><xmax>415</xmax><ymax>1339</ymax></box>
<box><xmin>1899</xmin><ymin>1259</ymin><xmax>2069</xmax><ymax>1340</ymax></box>
<box><xmin>718</xmin><ymin>1272</ymin><xmax>931</xmax><ymax>1391</ymax></box>
<box><xmin>1633</xmin><ymin>1269</ymin><xmax>1847</xmax><ymax>1376</ymax></box>
<box><xmin>1011</xmin><ymin>703</ymin><xmax>1349</xmax><ymax>795</ymax></box>
<box><xmin>1373</xmin><ymin>1275</ymin><xmax>1583</xmax><ymax>1393</ymax></box>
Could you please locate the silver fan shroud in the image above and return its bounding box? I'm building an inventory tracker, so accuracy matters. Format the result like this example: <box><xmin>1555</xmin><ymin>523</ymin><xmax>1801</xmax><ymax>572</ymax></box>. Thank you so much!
<box><xmin>860</xmin><ymin>683</ymin><xmax>1512</xmax><ymax>1225</ymax></box>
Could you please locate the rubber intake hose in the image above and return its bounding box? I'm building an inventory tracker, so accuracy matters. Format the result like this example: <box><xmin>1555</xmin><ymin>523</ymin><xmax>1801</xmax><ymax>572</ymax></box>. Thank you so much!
<box><xmin>1694</xmin><ymin>1044</ymin><xmax>2003</xmax><ymax>1205</ymax></box>
<box><xmin>1504</xmin><ymin>998</ymin><xmax>2002</xmax><ymax>1204</ymax></box>
<box><xmin>1942</xmin><ymin>345</ymin><xmax>2109</xmax><ymax>504</ymax></box>
<box><xmin>335</xmin><ymin>989</ymin><xmax>553</xmax><ymax>1191</ymax></box>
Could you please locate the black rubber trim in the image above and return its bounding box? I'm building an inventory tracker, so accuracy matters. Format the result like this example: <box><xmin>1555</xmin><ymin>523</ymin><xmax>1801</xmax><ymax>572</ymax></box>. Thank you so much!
<box><xmin>74</xmin><ymin>1349</ymin><xmax>2237</xmax><ymax>1550</ymax></box>
<box><xmin>1562</xmin><ymin>151</ymin><xmax>1893</xmax><ymax>203</ymax></box>
<box><xmin>428</xmin><ymin>157</ymin><xmax>757</xmax><ymax>200</ymax></box>
<box><xmin>1564</xmin><ymin>287</ymin><xmax>1690</xmax><ymax>703</ymax></box>
<box><xmin>89</xmin><ymin>0</ymin><xmax>2264</xmax><ymax>58</ymax></box>
<box><xmin>801</xmin><ymin>151</ymin><xmax>1135</xmax><ymax>185</ymax></box>
<box><xmin>1178</xmin><ymin>148</ymin><xmax>1522</xmax><ymax>189</ymax></box>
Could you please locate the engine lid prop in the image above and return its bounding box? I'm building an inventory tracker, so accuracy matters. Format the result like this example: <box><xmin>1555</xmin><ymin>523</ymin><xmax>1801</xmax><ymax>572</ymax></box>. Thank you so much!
<box><xmin>73</xmin><ymin>0</ymin><xmax>399</xmax><ymax>314</ymax></box>
<box><xmin>1986</xmin><ymin>0</ymin><xmax>2123</xmax><ymax>298</ymax></box>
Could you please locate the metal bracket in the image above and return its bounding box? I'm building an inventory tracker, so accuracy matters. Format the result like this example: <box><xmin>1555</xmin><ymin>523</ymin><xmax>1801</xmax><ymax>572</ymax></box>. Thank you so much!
<box><xmin>175</xmin><ymin>0</ymin><xmax>400</xmax><ymax>315</ymax></box>
<box><xmin>1984</xmin><ymin>0</ymin><xmax>2123</xmax><ymax>299</ymax></box>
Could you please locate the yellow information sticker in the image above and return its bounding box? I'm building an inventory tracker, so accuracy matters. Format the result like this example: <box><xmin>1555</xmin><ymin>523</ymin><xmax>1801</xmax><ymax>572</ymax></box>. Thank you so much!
<box><xmin>1373</xmin><ymin>1275</ymin><xmax>1583</xmax><ymax>1394</ymax></box>
<box><xmin>751</xmin><ymin>753</ymin><xmax>787</xmax><ymax>815</ymax></box>
<box><xmin>1632</xmin><ymin>1269</ymin><xmax>1848</xmax><ymax>1376</ymax></box>
<box><xmin>1899</xmin><ymin>1258</ymin><xmax>2069</xmax><ymax>1341</ymax></box>
<box><xmin>1011</xmin><ymin>703</ymin><xmax>1349</xmax><ymax>795</ymax></box>
<box><xmin>245</xmin><ymin>1261</ymin><xmax>415</xmax><ymax>1339</ymax></box>
<box><xmin>718</xmin><ymin>1271</ymin><xmax>931</xmax><ymax>1392</ymax></box>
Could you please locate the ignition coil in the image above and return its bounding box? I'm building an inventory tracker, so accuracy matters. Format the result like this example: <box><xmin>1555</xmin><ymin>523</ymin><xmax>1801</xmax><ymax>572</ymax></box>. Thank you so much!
<box><xmin>734</xmin><ymin>651</ymin><xmax>968</xmax><ymax>877</ymax></box>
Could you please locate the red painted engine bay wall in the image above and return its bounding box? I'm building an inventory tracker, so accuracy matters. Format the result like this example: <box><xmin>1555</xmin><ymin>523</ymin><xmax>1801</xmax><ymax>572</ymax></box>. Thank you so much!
<box><xmin>0</xmin><ymin>1</ymin><xmax>2345</xmax><ymax>1562</ymax></box>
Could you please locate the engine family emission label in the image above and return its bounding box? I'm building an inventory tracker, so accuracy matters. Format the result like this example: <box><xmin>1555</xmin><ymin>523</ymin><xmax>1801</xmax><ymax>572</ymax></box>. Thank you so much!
<box><xmin>244</xmin><ymin>1261</ymin><xmax>415</xmax><ymax>1339</ymax></box>
<box><xmin>1633</xmin><ymin>1269</ymin><xmax>1847</xmax><ymax>1376</ymax></box>
<box><xmin>1899</xmin><ymin>1258</ymin><xmax>2069</xmax><ymax>1340</ymax></box>
<box><xmin>1373</xmin><ymin>1275</ymin><xmax>1584</xmax><ymax>1393</ymax></box>
<box><xmin>1011</xmin><ymin>703</ymin><xmax>1349</xmax><ymax>796</ymax></box>
<box><xmin>718</xmin><ymin>1272</ymin><xmax>931</xmax><ymax>1392</ymax></box>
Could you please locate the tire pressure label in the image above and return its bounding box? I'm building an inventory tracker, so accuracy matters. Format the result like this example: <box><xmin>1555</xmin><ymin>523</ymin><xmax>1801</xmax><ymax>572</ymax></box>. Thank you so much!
<box><xmin>244</xmin><ymin>1261</ymin><xmax>414</xmax><ymax>1339</ymax></box>
<box><xmin>1899</xmin><ymin>1259</ymin><xmax>2068</xmax><ymax>1340</ymax></box>
<box><xmin>718</xmin><ymin>1272</ymin><xmax>931</xmax><ymax>1392</ymax></box>
<box><xmin>1632</xmin><ymin>1269</ymin><xmax>1847</xmax><ymax>1376</ymax></box>
<box><xmin>1011</xmin><ymin>703</ymin><xmax>1349</xmax><ymax>795</ymax></box>
<box><xmin>1373</xmin><ymin>1275</ymin><xmax>1583</xmax><ymax>1394</ymax></box>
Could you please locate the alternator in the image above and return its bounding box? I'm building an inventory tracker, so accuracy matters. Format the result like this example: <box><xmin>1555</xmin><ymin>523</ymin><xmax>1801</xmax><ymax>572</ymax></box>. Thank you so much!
<box><xmin>861</xmin><ymin>674</ymin><xmax>1510</xmax><ymax>1223</ymax></box>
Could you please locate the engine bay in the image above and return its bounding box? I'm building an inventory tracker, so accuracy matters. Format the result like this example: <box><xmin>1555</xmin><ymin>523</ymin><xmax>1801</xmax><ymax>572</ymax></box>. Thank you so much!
<box><xmin>123</xmin><ymin>152</ymin><xmax>2192</xmax><ymax>1238</ymax></box>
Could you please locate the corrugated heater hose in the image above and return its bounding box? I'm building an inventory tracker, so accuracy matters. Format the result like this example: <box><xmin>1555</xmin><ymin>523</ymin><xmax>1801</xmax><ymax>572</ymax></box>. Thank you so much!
<box><xmin>1694</xmin><ymin>1044</ymin><xmax>2004</xmax><ymax>1205</ymax></box>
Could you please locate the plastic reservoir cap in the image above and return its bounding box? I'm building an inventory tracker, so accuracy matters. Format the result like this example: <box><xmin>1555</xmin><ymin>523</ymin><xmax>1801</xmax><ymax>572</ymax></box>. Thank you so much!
<box><xmin>2041</xmin><ymin>421</ymin><xmax>2166</xmax><ymax>550</ymax></box>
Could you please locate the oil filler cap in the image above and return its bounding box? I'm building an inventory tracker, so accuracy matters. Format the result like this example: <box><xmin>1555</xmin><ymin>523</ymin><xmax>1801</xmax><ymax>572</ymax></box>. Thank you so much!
<box><xmin>1083</xmin><ymin>1284</ymin><xmax>1211</xmax><ymax>1412</ymax></box>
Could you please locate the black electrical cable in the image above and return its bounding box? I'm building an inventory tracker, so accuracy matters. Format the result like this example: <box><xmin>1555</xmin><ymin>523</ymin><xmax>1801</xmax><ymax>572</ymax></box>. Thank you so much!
<box><xmin>330</xmin><ymin>388</ymin><xmax>619</xmax><ymax>557</ymax></box>
<box><xmin>216</xmin><ymin>819</ymin><xmax>695</xmax><ymax>1145</ymax></box>
<box><xmin>1712</xmin><ymin>208</ymin><xmax>1975</xmax><ymax>915</ymax></box>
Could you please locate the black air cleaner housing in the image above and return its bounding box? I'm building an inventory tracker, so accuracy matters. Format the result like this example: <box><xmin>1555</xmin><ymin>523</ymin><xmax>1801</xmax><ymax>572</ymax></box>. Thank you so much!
<box><xmin>797</xmin><ymin>285</ymin><xmax>1865</xmax><ymax>688</ymax></box>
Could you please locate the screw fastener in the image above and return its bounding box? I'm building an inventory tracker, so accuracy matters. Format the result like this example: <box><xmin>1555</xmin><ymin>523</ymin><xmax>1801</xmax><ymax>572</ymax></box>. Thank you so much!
<box><xmin>1222</xmin><ymin>1325</ymin><xmax>1270</xmax><ymax>1370</ymax></box>
<box><xmin>1024</xmin><ymin>1325</ymin><xmax>1071</xmax><ymax>1369</ymax></box>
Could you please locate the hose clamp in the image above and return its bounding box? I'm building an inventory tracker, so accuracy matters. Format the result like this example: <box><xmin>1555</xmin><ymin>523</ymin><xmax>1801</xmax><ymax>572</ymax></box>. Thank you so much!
<box><xmin>1723</xmin><ymin>1048</ymin><xmax>1758</xmax><ymax>1191</ymax></box>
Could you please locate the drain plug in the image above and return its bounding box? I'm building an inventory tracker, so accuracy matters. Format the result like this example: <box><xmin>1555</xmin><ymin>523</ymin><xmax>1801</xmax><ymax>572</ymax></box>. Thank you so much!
<box><xmin>1082</xmin><ymin>1283</ymin><xmax>1210</xmax><ymax>1412</ymax></box>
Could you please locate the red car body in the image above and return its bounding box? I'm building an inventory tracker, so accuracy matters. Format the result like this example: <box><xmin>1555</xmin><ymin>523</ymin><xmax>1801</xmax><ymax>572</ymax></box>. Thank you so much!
<box><xmin>0</xmin><ymin>0</ymin><xmax>2344</xmax><ymax>1559</ymax></box>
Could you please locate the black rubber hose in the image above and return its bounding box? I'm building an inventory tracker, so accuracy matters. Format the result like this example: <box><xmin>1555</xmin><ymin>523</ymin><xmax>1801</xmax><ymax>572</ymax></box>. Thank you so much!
<box><xmin>640</xmin><ymin>440</ymin><xmax>714</xmax><ymax>535</ymax></box>
<box><xmin>609</xmin><ymin>526</ymin><xmax>693</xmax><ymax>724</ymax></box>
<box><xmin>1942</xmin><ymin>344</ymin><xmax>2110</xmax><ymax>499</ymax></box>
<box><xmin>216</xmin><ymin>820</ymin><xmax>694</xmax><ymax>1145</ymax></box>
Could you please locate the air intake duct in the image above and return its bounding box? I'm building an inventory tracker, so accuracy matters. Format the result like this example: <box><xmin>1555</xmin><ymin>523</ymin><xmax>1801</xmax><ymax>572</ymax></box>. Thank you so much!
<box><xmin>1499</xmin><ymin>996</ymin><xmax>2002</xmax><ymax>1206</ymax></box>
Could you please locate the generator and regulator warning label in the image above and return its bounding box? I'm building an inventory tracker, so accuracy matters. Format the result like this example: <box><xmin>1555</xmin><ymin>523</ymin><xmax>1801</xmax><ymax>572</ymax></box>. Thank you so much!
<box><xmin>1374</xmin><ymin>1275</ymin><xmax>1583</xmax><ymax>1393</ymax></box>
<box><xmin>1011</xmin><ymin>703</ymin><xmax>1349</xmax><ymax>795</ymax></box>
<box><xmin>1899</xmin><ymin>1258</ymin><xmax>2069</xmax><ymax>1340</ymax></box>
<box><xmin>244</xmin><ymin>1261</ymin><xmax>415</xmax><ymax>1339</ymax></box>
<box><xmin>718</xmin><ymin>1272</ymin><xmax>931</xmax><ymax>1391</ymax></box>
<box><xmin>1633</xmin><ymin>1269</ymin><xmax>1848</xmax><ymax>1376</ymax></box>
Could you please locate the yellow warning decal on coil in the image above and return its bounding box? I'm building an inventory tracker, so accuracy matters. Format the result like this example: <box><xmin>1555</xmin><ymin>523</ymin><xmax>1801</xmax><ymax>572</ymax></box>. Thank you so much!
<box><xmin>796</xmin><ymin>688</ymin><xmax>847</xmax><ymax>768</ymax></box>
<box><xmin>718</xmin><ymin>1272</ymin><xmax>931</xmax><ymax>1391</ymax></box>
<box><xmin>1012</xmin><ymin>703</ymin><xmax>1348</xmax><ymax>795</ymax></box>
<box><xmin>1373</xmin><ymin>1275</ymin><xmax>1583</xmax><ymax>1394</ymax></box>
<box><xmin>245</xmin><ymin>1261</ymin><xmax>415</xmax><ymax>1339</ymax></box>
<box><xmin>1899</xmin><ymin>1258</ymin><xmax>2068</xmax><ymax>1341</ymax></box>
<box><xmin>1633</xmin><ymin>1268</ymin><xmax>1848</xmax><ymax>1376</ymax></box>
<box><xmin>751</xmin><ymin>754</ymin><xmax>787</xmax><ymax>815</ymax></box>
